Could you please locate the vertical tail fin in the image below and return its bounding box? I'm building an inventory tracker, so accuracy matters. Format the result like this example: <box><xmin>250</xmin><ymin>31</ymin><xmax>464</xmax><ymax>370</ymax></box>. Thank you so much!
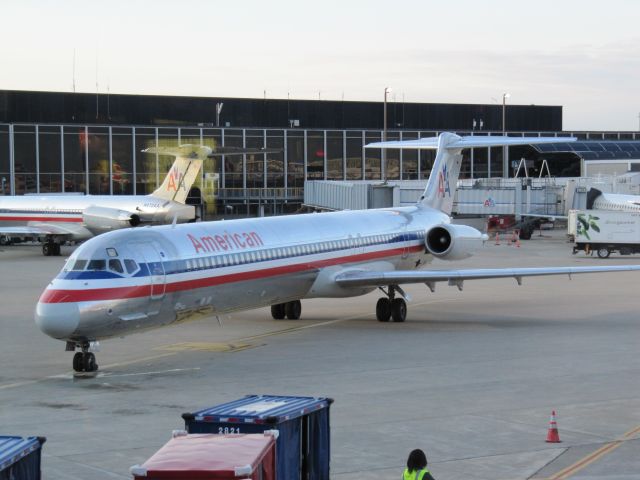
<box><xmin>145</xmin><ymin>145</ymin><xmax>210</xmax><ymax>204</ymax></box>
<box><xmin>419</xmin><ymin>133</ymin><xmax>464</xmax><ymax>214</ymax></box>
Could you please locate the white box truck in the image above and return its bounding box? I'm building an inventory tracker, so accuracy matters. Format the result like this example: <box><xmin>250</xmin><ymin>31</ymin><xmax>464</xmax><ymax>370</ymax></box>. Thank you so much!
<box><xmin>569</xmin><ymin>209</ymin><xmax>640</xmax><ymax>258</ymax></box>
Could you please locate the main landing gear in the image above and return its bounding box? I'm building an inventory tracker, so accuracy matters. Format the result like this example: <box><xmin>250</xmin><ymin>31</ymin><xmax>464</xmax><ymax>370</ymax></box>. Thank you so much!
<box><xmin>70</xmin><ymin>342</ymin><xmax>99</xmax><ymax>373</ymax></box>
<box><xmin>376</xmin><ymin>285</ymin><xmax>407</xmax><ymax>323</ymax></box>
<box><xmin>42</xmin><ymin>238</ymin><xmax>61</xmax><ymax>256</ymax></box>
<box><xmin>270</xmin><ymin>300</ymin><xmax>302</xmax><ymax>320</ymax></box>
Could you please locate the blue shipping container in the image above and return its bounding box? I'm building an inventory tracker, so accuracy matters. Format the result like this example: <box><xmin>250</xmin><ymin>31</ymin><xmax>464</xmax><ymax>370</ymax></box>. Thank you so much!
<box><xmin>182</xmin><ymin>395</ymin><xmax>332</xmax><ymax>480</ymax></box>
<box><xmin>0</xmin><ymin>436</ymin><xmax>46</xmax><ymax>480</ymax></box>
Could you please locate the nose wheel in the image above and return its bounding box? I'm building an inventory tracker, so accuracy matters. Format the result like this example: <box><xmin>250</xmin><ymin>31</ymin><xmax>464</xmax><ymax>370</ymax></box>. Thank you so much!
<box><xmin>72</xmin><ymin>345</ymin><xmax>99</xmax><ymax>373</ymax></box>
<box><xmin>376</xmin><ymin>286</ymin><xmax>407</xmax><ymax>322</ymax></box>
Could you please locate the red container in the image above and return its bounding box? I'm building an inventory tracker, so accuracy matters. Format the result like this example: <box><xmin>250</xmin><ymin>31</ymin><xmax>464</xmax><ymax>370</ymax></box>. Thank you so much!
<box><xmin>131</xmin><ymin>432</ymin><xmax>277</xmax><ymax>480</ymax></box>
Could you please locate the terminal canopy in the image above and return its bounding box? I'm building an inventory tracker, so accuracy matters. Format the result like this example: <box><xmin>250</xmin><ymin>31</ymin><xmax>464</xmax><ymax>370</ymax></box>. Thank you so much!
<box><xmin>532</xmin><ymin>141</ymin><xmax>640</xmax><ymax>160</ymax></box>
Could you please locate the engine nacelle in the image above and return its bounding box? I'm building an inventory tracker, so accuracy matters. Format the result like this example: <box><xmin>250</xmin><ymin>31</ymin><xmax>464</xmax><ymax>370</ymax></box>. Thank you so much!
<box><xmin>425</xmin><ymin>223</ymin><xmax>486</xmax><ymax>261</ymax></box>
<box><xmin>83</xmin><ymin>206</ymin><xmax>141</xmax><ymax>233</ymax></box>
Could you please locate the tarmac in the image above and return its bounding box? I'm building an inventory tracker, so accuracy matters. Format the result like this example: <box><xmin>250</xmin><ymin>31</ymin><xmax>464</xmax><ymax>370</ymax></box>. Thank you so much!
<box><xmin>1</xmin><ymin>228</ymin><xmax>639</xmax><ymax>480</ymax></box>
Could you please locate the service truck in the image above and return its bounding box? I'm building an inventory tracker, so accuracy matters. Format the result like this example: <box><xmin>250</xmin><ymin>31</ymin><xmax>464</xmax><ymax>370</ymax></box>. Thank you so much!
<box><xmin>569</xmin><ymin>209</ymin><xmax>640</xmax><ymax>258</ymax></box>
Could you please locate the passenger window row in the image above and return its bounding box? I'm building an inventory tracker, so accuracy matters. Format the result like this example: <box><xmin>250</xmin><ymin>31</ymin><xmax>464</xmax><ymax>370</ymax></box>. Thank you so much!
<box><xmin>179</xmin><ymin>231</ymin><xmax>423</xmax><ymax>273</ymax></box>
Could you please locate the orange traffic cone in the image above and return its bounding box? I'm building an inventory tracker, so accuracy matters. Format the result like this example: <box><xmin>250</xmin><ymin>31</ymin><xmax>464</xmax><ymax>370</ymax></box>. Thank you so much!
<box><xmin>545</xmin><ymin>410</ymin><xmax>561</xmax><ymax>443</ymax></box>
<box><xmin>495</xmin><ymin>233</ymin><xmax>500</xmax><ymax>245</ymax></box>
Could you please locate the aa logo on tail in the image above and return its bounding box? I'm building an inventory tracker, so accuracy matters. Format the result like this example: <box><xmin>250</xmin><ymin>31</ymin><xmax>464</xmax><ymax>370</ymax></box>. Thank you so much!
<box><xmin>166</xmin><ymin>168</ymin><xmax>185</xmax><ymax>192</ymax></box>
<box><xmin>437</xmin><ymin>164</ymin><xmax>451</xmax><ymax>198</ymax></box>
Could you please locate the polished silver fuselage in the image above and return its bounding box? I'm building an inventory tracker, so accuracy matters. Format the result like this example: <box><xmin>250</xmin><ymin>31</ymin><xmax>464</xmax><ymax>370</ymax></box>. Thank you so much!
<box><xmin>36</xmin><ymin>206</ymin><xmax>446</xmax><ymax>343</ymax></box>
<box><xmin>0</xmin><ymin>194</ymin><xmax>195</xmax><ymax>240</ymax></box>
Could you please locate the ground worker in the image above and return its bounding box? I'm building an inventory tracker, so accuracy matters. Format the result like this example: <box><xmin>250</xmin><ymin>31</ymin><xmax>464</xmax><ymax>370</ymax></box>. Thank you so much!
<box><xmin>403</xmin><ymin>449</ymin><xmax>436</xmax><ymax>480</ymax></box>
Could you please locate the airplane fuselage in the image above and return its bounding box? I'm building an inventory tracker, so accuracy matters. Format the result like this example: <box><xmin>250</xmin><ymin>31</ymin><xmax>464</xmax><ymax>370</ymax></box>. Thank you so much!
<box><xmin>0</xmin><ymin>194</ymin><xmax>195</xmax><ymax>240</ymax></box>
<box><xmin>36</xmin><ymin>206</ymin><xmax>444</xmax><ymax>343</ymax></box>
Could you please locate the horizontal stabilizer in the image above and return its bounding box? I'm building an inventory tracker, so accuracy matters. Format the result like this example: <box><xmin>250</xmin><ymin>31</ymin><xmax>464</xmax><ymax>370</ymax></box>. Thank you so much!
<box><xmin>366</xmin><ymin>135</ymin><xmax>576</xmax><ymax>150</ymax></box>
<box><xmin>207</xmin><ymin>147</ymin><xmax>283</xmax><ymax>157</ymax></box>
<box><xmin>143</xmin><ymin>144</ymin><xmax>212</xmax><ymax>160</ymax></box>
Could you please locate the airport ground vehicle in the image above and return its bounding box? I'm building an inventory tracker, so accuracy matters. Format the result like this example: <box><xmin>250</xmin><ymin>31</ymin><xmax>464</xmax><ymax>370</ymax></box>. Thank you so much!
<box><xmin>570</xmin><ymin>209</ymin><xmax>640</xmax><ymax>258</ymax></box>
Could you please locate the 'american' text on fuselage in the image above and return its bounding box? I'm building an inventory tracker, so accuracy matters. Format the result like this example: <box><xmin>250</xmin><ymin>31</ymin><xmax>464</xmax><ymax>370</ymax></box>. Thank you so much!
<box><xmin>188</xmin><ymin>231</ymin><xmax>264</xmax><ymax>253</ymax></box>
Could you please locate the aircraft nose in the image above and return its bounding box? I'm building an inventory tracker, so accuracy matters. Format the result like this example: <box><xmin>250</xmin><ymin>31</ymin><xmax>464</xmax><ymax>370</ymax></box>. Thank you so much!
<box><xmin>35</xmin><ymin>302</ymin><xmax>80</xmax><ymax>340</ymax></box>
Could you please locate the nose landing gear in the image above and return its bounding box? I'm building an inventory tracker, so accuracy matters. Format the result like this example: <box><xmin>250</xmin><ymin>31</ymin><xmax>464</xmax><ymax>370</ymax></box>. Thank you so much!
<box><xmin>70</xmin><ymin>343</ymin><xmax>99</xmax><ymax>373</ymax></box>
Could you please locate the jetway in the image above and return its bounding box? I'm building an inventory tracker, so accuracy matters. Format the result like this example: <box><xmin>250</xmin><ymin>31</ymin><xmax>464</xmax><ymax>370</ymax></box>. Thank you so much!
<box><xmin>304</xmin><ymin>174</ymin><xmax>640</xmax><ymax>217</ymax></box>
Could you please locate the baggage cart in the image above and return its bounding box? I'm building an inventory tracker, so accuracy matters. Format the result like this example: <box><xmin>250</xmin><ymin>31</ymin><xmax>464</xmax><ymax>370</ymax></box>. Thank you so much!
<box><xmin>131</xmin><ymin>431</ymin><xmax>277</xmax><ymax>480</ymax></box>
<box><xmin>183</xmin><ymin>395</ymin><xmax>332</xmax><ymax>480</ymax></box>
<box><xmin>0</xmin><ymin>436</ymin><xmax>46</xmax><ymax>480</ymax></box>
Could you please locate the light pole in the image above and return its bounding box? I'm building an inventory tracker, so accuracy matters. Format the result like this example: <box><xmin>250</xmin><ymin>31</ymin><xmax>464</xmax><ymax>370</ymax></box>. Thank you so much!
<box><xmin>502</xmin><ymin>93</ymin><xmax>510</xmax><ymax>134</ymax></box>
<box><xmin>502</xmin><ymin>93</ymin><xmax>511</xmax><ymax>177</ymax></box>
<box><xmin>382</xmin><ymin>87</ymin><xmax>392</xmax><ymax>181</ymax></box>
<box><xmin>216</xmin><ymin>102</ymin><xmax>224</xmax><ymax>127</ymax></box>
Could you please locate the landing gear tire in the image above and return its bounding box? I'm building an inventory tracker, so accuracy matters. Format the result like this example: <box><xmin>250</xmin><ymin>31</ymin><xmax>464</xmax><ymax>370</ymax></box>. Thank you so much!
<box><xmin>271</xmin><ymin>303</ymin><xmax>286</xmax><ymax>320</ymax></box>
<box><xmin>42</xmin><ymin>242</ymin><xmax>61</xmax><ymax>256</ymax></box>
<box><xmin>72</xmin><ymin>352</ymin><xmax>83</xmax><ymax>372</ymax></box>
<box><xmin>376</xmin><ymin>298</ymin><xmax>391</xmax><ymax>322</ymax></box>
<box><xmin>391</xmin><ymin>298</ymin><xmax>407</xmax><ymax>322</ymax></box>
<box><xmin>597</xmin><ymin>247</ymin><xmax>610</xmax><ymax>258</ymax></box>
<box><xmin>285</xmin><ymin>300</ymin><xmax>302</xmax><ymax>320</ymax></box>
<box><xmin>72</xmin><ymin>352</ymin><xmax>98</xmax><ymax>373</ymax></box>
<box><xmin>83</xmin><ymin>352</ymin><xmax>97</xmax><ymax>372</ymax></box>
<box><xmin>0</xmin><ymin>235</ymin><xmax>11</xmax><ymax>246</ymax></box>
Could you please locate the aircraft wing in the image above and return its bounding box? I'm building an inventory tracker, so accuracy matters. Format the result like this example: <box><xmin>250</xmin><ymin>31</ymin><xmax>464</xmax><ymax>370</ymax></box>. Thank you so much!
<box><xmin>335</xmin><ymin>265</ymin><xmax>640</xmax><ymax>291</ymax></box>
<box><xmin>366</xmin><ymin>136</ymin><xmax>576</xmax><ymax>150</ymax></box>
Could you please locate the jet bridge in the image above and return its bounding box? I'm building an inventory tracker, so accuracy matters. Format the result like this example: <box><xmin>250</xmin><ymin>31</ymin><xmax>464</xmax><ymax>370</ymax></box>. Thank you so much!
<box><xmin>303</xmin><ymin>175</ymin><xmax>640</xmax><ymax>217</ymax></box>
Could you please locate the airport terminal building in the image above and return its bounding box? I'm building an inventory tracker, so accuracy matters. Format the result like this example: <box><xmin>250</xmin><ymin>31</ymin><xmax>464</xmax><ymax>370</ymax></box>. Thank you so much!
<box><xmin>1</xmin><ymin>90</ymin><xmax>638</xmax><ymax>216</ymax></box>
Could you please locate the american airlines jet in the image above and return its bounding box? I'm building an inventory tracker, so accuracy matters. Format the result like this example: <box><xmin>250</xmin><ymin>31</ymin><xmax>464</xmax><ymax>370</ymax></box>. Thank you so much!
<box><xmin>35</xmin><ymin>133</ymin><xmax>640</xmax><ymax>373</ymax></box>
<box><xmin>0</xmin><ymin>145</ymin><xmax>206</xmax><ymax>256</ymax></box>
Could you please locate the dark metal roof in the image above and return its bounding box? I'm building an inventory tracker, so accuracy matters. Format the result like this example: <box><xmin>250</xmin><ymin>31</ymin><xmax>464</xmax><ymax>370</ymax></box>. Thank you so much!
<box><xmin>0</xmin><ymin>436</ymin><xmax>43</xmax><ymax>470</ymax></box>
<box><xmin>186</xmin><ymin>395</ymin><xmax>332</xmax><ymax>424</ymax></box>
<box><xmin>532</xmin><ymin>141</ymin><xmax>640</xmax><ymax>160</ymax></box>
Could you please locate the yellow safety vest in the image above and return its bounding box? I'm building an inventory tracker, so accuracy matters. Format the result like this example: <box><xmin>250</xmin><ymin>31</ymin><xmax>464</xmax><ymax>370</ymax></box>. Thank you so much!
<box><xmin>403</xmin><ymin>467</ymin><xmax>430</xmax><ymax>480</ymax></box>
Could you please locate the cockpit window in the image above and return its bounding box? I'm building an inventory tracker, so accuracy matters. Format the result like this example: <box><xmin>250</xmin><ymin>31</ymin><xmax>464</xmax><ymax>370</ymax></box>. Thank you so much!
<box><xmin>87</xmin><ymin>259</ymin><xmax>106</xmax><ymax>271</ymax></box>
<box><xmin>124</xmin><ymin>259</ymin><xmax>138</xmax><ymax>274</ymax></box>
<box><xmin>106</xmin><ymin>248</ymin><xmax>118</xmax><ymax>257</ymax></box>
<box><xmin>108</xmin><ymin>259</ymin><xmax>124</xmax><ymax>274</ymax></box>
<box><xmin>72</xmin><ymin>259</ymin><xmax>88</xmax><ymax>271</ymax></box>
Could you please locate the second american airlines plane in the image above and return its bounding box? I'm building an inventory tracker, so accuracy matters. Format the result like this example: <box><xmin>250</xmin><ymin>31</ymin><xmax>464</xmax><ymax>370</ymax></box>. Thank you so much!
<box><xmin>0</xmin><ymin>145</ymin><xmax>206</xmax><ymax>256</ymax></box>
<box><xmin>35</xmin><ymin>133</ymin><xmax>640</xmax><ymax>373</ymax></box>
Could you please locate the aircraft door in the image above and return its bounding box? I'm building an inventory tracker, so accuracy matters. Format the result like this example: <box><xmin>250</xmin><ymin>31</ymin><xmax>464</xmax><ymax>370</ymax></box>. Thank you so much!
<box><xmin>147</xmin><ymin>243</ymin><xmax>166</xmax><ymax>300</ymax></box>
<box><xmin>129</xmin><ymin>242</ymin><xmax>166</xmax><ymax>308</ymax></box>
<box><xmin>401</xmin><ymin>225</ymin><xmax>410</xmax><ymax>260</ymax></box>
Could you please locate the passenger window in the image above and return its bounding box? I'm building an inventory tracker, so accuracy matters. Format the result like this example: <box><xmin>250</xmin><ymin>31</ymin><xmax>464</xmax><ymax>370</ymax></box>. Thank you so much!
<box><xmin>124</xmin><ymin>259</ymin><xmax>138</xmax><ymax>274</ymax></box>
<box><xmin>72</xmin><ymin>259</ymin><xmax>88</xmax><ymax>271</ymax></box>
<box><xmin>108</xmin><ymin>259</ymin><xmax>124</xmax><ymax>274</ymax></box>
<box><xmin>87</xmin><ymin>259</ymin><xmax>106</xmax><ymax>271</ymax></box>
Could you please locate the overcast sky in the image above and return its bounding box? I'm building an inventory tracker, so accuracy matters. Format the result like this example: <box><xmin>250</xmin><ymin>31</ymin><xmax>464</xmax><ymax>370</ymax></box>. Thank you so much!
<box><xmin>2</xmin><ymin>0</ymin><xmax>639</xmax><ymax>131</ymax></box>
